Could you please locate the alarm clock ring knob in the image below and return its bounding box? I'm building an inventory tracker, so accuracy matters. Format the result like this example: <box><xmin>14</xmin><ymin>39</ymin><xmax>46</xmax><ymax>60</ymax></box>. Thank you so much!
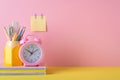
<box><xmin>20</xmin><ymin>35</ymin><xmax>41</xmax><ymax>44</ymax></box>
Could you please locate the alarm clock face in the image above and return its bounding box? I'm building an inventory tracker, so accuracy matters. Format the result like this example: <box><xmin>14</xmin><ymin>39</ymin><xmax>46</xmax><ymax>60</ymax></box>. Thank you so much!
<box><xmin>22</xmin><ymin>43</ymin><xmax>42</xmax><ymax>63</ymax></box>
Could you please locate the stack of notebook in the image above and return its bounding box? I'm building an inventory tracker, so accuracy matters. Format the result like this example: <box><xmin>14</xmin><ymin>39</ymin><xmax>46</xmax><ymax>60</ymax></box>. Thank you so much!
<box><xmin>0</xmin><ymin>66</ymin><xmax>46</xmax><ymax>75</ymax></box>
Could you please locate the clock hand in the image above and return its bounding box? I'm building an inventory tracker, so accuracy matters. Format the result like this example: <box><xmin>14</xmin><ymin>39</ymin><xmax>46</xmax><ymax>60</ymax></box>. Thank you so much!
<box><xmin>30</xmin><ymin>49</ymin><xmax>39</xmax><ymax>57</ymax></box>
<box><xmin>31</xmin><ymin>45</ymin><xmax>34</xmax><ymax>52</ymax></box>
<box><xmin>25</xmin><ymin>49</ymin><xmax>32</xmax><ymax>54</ymax></box>
<box><xmin>32</xmin><ymin>49</ymin><xmax>38</xmax><ymax>53</ymax></box>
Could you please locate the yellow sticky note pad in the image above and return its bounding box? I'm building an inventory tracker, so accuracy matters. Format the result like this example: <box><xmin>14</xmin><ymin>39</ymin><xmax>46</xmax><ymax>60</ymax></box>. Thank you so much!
<box><xmin>31</xmin><ymin>16</ymin><xmax>46</xmax><ymax>31</ymax></box>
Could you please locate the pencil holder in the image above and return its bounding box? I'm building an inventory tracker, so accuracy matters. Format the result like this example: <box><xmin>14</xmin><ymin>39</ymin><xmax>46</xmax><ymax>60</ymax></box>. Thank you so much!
<box><xmin>4</xmin><ymin>41</ymin><xmax>23</xmax><ymax>66</ymax></box>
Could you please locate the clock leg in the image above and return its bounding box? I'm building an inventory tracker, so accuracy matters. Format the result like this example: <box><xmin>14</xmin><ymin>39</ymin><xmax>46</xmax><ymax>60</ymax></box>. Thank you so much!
<box><xmin>24</xmin><ymin>64</ymin><xmax>39</xmax><ymax>67</ymax></box>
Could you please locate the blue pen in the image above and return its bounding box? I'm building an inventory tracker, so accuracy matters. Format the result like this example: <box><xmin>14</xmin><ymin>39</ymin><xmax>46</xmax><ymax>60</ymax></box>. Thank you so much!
<box><xmin>16</xmin><ymin>35</ymin><xmax>21</xmax><ymax>41</ymax></box>
<box><xmin>16</xmin><ymin>28</ymin><xmax>23</xmax><ymax>41</ymax></box>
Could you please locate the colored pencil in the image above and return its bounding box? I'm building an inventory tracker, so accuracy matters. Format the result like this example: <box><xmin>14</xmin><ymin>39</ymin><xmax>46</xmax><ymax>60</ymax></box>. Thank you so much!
<box><xmin>4</xmin><ymin>25</ymin><xmax>26</xmax><ymax>41</ymax></box>
<box><xmin>12</xmin><ymin>33</ymin><xmax>17</xmax><ymax>41</ymax></box>
<box><xmin>3</xmin><ymin>27</ymin><xmax>10</xmax><ymax>41</ymax></box>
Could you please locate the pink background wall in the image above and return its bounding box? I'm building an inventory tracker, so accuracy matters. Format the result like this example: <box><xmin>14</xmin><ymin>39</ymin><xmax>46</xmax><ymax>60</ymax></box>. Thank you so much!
<box><xmin>0</xmin><ymin>0</ymin><xmax>120</xmax><ymax>66</ymax></box>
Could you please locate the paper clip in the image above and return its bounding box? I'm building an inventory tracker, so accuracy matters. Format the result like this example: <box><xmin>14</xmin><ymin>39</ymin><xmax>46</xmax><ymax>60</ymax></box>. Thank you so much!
<box><xmin>41</xmin><ymin>13</ymin><xmax>43</xmax><ymax>19</ymax></box>
<box><xmin>34</xmin><ymin>13</ymin><xmax>37</xmax><ymax>19</ymax></box>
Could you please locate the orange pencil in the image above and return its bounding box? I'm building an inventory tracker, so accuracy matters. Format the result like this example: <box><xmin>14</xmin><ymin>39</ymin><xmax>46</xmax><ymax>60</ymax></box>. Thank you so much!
<box><xmin>12</xmin><ymin>32</ymin><xmax>17</xmax><ymax>41</ymax></box>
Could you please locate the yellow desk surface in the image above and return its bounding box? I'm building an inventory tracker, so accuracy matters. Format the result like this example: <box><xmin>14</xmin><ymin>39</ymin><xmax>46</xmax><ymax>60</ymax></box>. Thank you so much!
<box><xmin>0</xmin><ymin>67</ymin><xmax>120</xmax><ymax>80</ymax></box>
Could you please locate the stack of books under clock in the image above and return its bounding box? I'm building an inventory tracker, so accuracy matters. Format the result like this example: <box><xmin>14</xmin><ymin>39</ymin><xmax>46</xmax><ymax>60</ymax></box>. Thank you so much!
<box><xmin>0</xmin><ymin>66</ymin><xmax>46</xmax><ymax>75</ymax></box>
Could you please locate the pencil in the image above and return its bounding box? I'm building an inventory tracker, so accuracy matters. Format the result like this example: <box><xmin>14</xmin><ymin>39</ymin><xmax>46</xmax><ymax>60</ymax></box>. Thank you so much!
<box><xmin>15</xmin><ymin>26</ymin><xmax>20</xmax><ymax>34</ymax></box>
<box><xmin>3</xmin><ymin>27</ymin><xmax>10</xmax><ymax>41</ymax></box>
<box><xmin>12</xmin><ymin>33</ymin><xmax>17</xmax><ymax>41</ymax></box>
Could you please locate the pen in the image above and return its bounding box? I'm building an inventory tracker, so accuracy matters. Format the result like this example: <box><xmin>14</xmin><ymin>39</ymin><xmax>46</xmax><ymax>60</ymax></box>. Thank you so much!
<box><xmin>16</xmin><ymin>28</ymin><xmax>23</xmax><ymax>41</ymax></box>
<box><xmin>19</xmin><ymin>27</ymin><xmax>26</xmax><ymax>40</ymax></box>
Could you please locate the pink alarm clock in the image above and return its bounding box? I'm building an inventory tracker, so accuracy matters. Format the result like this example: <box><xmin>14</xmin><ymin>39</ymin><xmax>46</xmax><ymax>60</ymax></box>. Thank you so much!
<box><xmin>19</xmin><ymin>35</ymin><xmax>43</xmax><ymax>67</ymax></box>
